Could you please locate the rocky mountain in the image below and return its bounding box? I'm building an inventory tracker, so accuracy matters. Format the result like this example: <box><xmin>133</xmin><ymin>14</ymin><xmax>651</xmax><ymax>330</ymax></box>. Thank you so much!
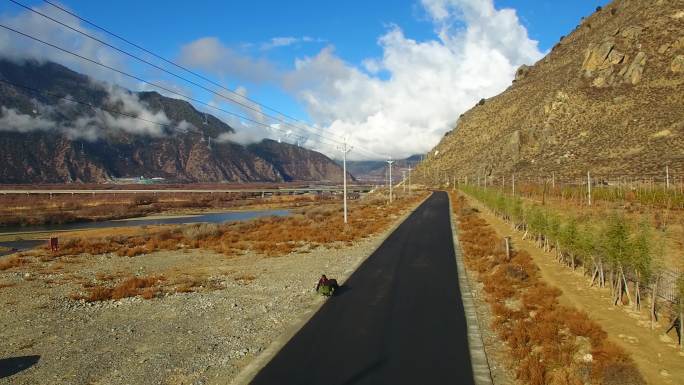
<box><xmin>0</xmin><ymin>59</ymin><xmax>346</xmax><ymax>183</ymax></box>
<box><xmin>345</xmin><ymin>155</ymin><xmax>422</xmax><ymax>183</ymax></box>
<box><xmin>417</xmin><ymin>0</ymin><xmax>684</xmax><ymax>183</ymax></box>
<box><xmin>248</xmin><ymin>139</ymin><xmax>352</xmax><ymax>183</ymax></box>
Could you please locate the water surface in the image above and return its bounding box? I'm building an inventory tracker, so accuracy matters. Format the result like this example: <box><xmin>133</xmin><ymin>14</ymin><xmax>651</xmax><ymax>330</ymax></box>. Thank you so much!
<box><xmin>0</xmin><ymin>209</ymin><xmax>289</xmax><ymax>256</ymax></box>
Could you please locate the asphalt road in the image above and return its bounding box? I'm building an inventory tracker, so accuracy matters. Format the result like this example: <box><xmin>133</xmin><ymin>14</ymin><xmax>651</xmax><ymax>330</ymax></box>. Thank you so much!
<box><xmin>250</xmin><ymin>191</ymin><xmax>475</xmax><ymax>385</ymax></box>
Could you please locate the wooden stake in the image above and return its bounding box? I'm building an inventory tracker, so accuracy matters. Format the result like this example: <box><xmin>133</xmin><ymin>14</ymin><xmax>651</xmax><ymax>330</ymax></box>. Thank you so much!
<box><xmin>504</xmin><ymin>236</ymin><xmax>511</xmax><ymax>261</ymax></box>
<box><xmin>512</xmin><ymin>174</ymin><xmax>516</xmax><ymax>196</ymax></box>
<box><xmin>587</xmin><ymin>171</ymin><xmax>592</xmax><ymax>206</ymax></box>
<box><xmin>666</xmin><ymin>165</ymin><xmax>670</xmax><ymax>189</ymax></box>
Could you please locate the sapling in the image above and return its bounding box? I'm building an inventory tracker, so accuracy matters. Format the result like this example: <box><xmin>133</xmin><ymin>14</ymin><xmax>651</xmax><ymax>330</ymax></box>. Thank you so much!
<box><xmin>629</xmin><ymin>221</ymin><xmax>653</xmax><ymax>311</ymax></box>
<box><xmin>603</xmin><ymin>213</ymin><xmax>632</xmax><ymax>306</ymax></box>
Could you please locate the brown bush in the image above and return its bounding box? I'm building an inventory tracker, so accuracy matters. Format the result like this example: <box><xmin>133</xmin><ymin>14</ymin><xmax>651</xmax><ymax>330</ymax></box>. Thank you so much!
<box><xmin>0</xmin><ymin>255</ymin><xmax>27</xmax><ymax>271</ymax></box>
<box><xmin>72</xmin><ymin>275</ymin><xmax>164</xmax><ymax>302</ymax></box>
<box><xmin>600</xmin><ymin>362</ymin><xmax>646</xmax><ymax>385</ymax></box>
<box><xmin>548</xmin><ymin>367</ymin><xmax>584</xmax><ymax>385</ymax></box>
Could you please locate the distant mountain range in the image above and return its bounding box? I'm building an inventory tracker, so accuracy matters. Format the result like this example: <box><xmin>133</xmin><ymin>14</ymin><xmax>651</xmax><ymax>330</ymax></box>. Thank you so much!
<box><xmin>0</xmin><ymin>59</ymin><xmax>348</xmax><ymax>184</ymax></box>
<box><xmin>344</xmin><ymin>155</ymin><xmax>422</xmax><ymax>183</ymax></box>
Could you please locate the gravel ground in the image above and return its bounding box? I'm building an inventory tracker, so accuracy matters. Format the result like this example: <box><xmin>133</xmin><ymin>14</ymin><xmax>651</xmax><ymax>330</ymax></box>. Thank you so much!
<box><xmin>0</xmin><ymin>205</ymin><xmax>419</xmax><ymax>385</ymax></box>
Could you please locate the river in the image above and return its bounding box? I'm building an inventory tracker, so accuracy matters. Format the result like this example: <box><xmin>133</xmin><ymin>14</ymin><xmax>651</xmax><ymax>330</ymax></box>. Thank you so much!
<box><xmin>0</xmin><ymin>209</ymin><xmax>290</xmax><ymax>256</ymax></box>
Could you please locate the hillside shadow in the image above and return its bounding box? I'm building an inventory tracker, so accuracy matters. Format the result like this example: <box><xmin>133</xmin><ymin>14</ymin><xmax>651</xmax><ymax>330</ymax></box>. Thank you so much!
<box><xmin>0</xmin><ymin>355</ymin><xmax>40</xmax><ymax>379</ymax></box>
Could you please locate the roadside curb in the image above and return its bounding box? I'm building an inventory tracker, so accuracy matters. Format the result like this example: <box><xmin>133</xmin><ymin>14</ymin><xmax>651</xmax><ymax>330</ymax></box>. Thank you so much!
<box><xmin>229</xmin><ymin>192</ymin><xmax>432</xmax><ymax>385</ymax></box>
<box><xmin>447</xmin><ymin>191</ymin><xmax>494</xmax><ymax>385</ymax></box>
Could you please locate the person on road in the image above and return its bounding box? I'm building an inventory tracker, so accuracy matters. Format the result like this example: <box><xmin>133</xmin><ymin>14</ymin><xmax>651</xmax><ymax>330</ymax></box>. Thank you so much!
<box><xmin>316</xmin><ymin>274</ymin><xmax>328</xmax><ymax>292</ymax></box>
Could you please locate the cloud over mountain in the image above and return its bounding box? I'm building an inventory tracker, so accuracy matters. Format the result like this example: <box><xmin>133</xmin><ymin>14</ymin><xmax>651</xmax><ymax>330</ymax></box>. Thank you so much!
<box><xmin>283</xmin><ymin>0</ymin><xmax>544</xmax><ymax>159</ymax></box>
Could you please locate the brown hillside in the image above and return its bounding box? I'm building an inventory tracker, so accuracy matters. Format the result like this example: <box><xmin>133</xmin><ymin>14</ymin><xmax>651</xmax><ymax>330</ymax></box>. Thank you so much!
<box><xmin>418</xmin><ymin>0</ymin><xmax>684</xmax><ymax>183</ymax></box>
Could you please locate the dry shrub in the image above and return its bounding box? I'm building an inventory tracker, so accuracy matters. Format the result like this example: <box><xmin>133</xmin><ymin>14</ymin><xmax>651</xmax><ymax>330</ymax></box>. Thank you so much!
<box><xmin>84</xmin><ymin>286</ymin><xmax>114</xmax><ymax>302</ymax></box>
<box><xmin>0</xmin><ymin>282</ymin><xmax>15</xmax><ymax>289</ymax></box>
<box><xmin>0</xmin><ymin>255</ymin><xmax>27</xmax><ymax>271</ymax></box>
<box><xmin>600</xmin><ymin>362</ymin><xmax>646</xmax><ymax>385</ymax></box>
<box><xmin>111</xmin><ymin>276</ymin><xmax>163</xmax><ymax>299</ymax></box>
<box><xmin>548</xmin><ymin>367</ymin><xmax>584</xmax><ymax>385</ymax></box>
<box><xmin>560</xmin><ymin>308</ymin><xmax>607</xmax><ymax>346</ymax></box>
<box><xmin>72</xmin><ymin>275</ymin><xmax>164</xmax><ymax>302</ymax></box>
<box><xmin>518</xmin><ymin>354</ymin><xmax>546</xmax><ymax>385</ymax></box>
<box><xmin>234</xmin><ymin>274</ymin><xmax>256</xmax><ymax>284</ymax></box>
<box><xmin>181</xmin><ymin>223</ymin><xmax>221</xmax><ymax>241</ymax></box>
<box><xmin>173</xmin><ymin>276</ymin><xmax>205</xmax><ymax>293</ymax></box>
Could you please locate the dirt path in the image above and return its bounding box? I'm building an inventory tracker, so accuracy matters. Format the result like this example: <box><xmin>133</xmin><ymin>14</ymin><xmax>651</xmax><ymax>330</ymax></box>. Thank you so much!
<box><xmin>464</xmin><ymin>195</ymin><xmax>684</xmax><ymax>385</ymax></box>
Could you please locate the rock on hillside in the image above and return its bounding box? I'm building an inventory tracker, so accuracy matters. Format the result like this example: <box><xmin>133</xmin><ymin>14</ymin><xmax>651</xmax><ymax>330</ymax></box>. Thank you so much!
<box><xmin>418</xmin><ymin>0</ymin><xmax>684</xmax><ymax>182</ymax></box>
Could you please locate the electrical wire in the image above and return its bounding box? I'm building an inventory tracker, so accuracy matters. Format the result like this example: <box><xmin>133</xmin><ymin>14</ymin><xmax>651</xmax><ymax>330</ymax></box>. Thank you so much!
<box><xmin>35</xmin><ymin>0</ymin><xmax>349</xmax><ymax>143</ymax></box>
<box><xmin>2</xmin><ymin>2</ymin><xmax>394</xmax><ymax>160</ymax></box>
<box><xmin>0</xmin><ymin>22</ymin><xmax>346</xmax><ymax>149</ymax></box>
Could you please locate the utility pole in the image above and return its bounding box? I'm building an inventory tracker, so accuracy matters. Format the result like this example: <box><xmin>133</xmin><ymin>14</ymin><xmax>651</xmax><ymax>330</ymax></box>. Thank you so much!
<box><xmin>408</xmin><ymin>165</ymin><xmax>412</xmax><ymax>196</ymax></box>
<box><xmin>387</xmin><ymin>157</ymin><xmax>395</xmax><ymax>203</ymax></box>
<box><xmin>402</xmin><ymin>170</ymin><xmax>407</xmax><ymax>193</ymax></box>
<box><xmin>339</xmin><ymin>139</ymin><xmax>353</xmax><ymax>224</ymax></box>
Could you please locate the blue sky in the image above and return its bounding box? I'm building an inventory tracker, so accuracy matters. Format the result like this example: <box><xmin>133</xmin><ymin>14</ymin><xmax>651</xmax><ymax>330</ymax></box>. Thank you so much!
<box><xmin>0</xmin><ymin>0</ymin><xmax>611</xmax><ymax>158</ymax></box>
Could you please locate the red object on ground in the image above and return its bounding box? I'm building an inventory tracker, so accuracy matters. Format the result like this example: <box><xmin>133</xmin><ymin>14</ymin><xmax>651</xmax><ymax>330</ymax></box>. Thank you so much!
<box><xmin>49</xmin><ymin>237</ymin><xmax>59</xmax><ymax>251</ymax></box>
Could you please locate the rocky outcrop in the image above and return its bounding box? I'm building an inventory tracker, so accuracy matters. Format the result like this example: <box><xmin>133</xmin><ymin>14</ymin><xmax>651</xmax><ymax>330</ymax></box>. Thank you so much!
<box><xmin>418</xmin><ymin>0</ymin><xmax>684</xmax><ymax>181</ymax></box>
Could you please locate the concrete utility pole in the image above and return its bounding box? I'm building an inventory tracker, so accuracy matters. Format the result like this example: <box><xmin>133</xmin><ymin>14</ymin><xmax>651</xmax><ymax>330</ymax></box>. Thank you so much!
<box><xmin>339</xmin><ymin>139</ymin><xmax>353</xmax><ymax>224</ymax></box>
<box><xmin>387</xmin><ymin>157</ymin><xmax>395</xmax><ymax>203</ymax></box>
<box><xmin>407</xmin><ymin>165</ymin><xmax>412</xmax><ymax>196</ymax></box>
<box><xmin>402</xmin><ymin>171</ymin><xmax>407</xmax><ymax>193</ymax></box>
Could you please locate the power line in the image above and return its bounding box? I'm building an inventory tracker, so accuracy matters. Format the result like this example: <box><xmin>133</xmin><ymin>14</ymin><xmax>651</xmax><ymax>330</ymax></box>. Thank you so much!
<box><xmin>34</xmin><ymin>0</ymin><xmax>390</xmax><ymax>159</ymax></box>
<box><xmin>2</xmin><ymin>2</ymin><xmax>390</xmax><ymax>159</ymax></box>
<box><xmin>0</xmin><ymin>22</ymin><xmax>345</xmax><ymax>149</ymax></box>
<box><xmin>34</xmin><ymin>0</ymin><xmax>348</xmax><ymax>144</ymax></box>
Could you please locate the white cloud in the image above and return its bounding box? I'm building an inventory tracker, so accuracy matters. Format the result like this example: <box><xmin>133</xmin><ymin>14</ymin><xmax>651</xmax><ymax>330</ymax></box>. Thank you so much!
<box><xmin>0</xmin><ymin>85</ymin><xmax>194</xmax><ymax>140</ymax></box>
<box><xmin>178</xmin><ymin>37</ymin><xmax>278</xmax><ymax>83</ymax></box>
<box><xmin>0</xmin><ymin>3</ymin><xmax>131</xmax><ymax>86</ymax></box>
<box><xmin>0</xmin><ymin>106</ymin><xmax>56</xmax><ymax>132</ymax></box>
<box><xmin>260</xmin><ymin>36</ymin><xmax>325</xmax><ymax>50</ymax></box>
<box><xmin>284</xmin><ymin>0</ymin><xmax>543</xmax><ymax>159</ymax></box>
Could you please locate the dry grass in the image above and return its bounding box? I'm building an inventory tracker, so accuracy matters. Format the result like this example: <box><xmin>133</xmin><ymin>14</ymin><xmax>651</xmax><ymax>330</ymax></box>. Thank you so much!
<box><xmin>0</xmin><ymin>255</ymin><xmax>27</xmax><ymax>271</ymax></box>
<box><xmin>49</xmin><ymin>192</ymin><xmax>426</xmax><ymax>260</ymax></box>
<box><xmin>71</xmin><ymin>275</ymin><xmax>165</xmax><ymax>302</ymax></box>
<box><xmin>451</xmin><ymin>192</ymin><xmax>644</xmax><ymax>385</ymax></box>
<box><xmin>234</xmin><ymin>274</ymin><xmax>257</xmax><ymax>284</ymax></box>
